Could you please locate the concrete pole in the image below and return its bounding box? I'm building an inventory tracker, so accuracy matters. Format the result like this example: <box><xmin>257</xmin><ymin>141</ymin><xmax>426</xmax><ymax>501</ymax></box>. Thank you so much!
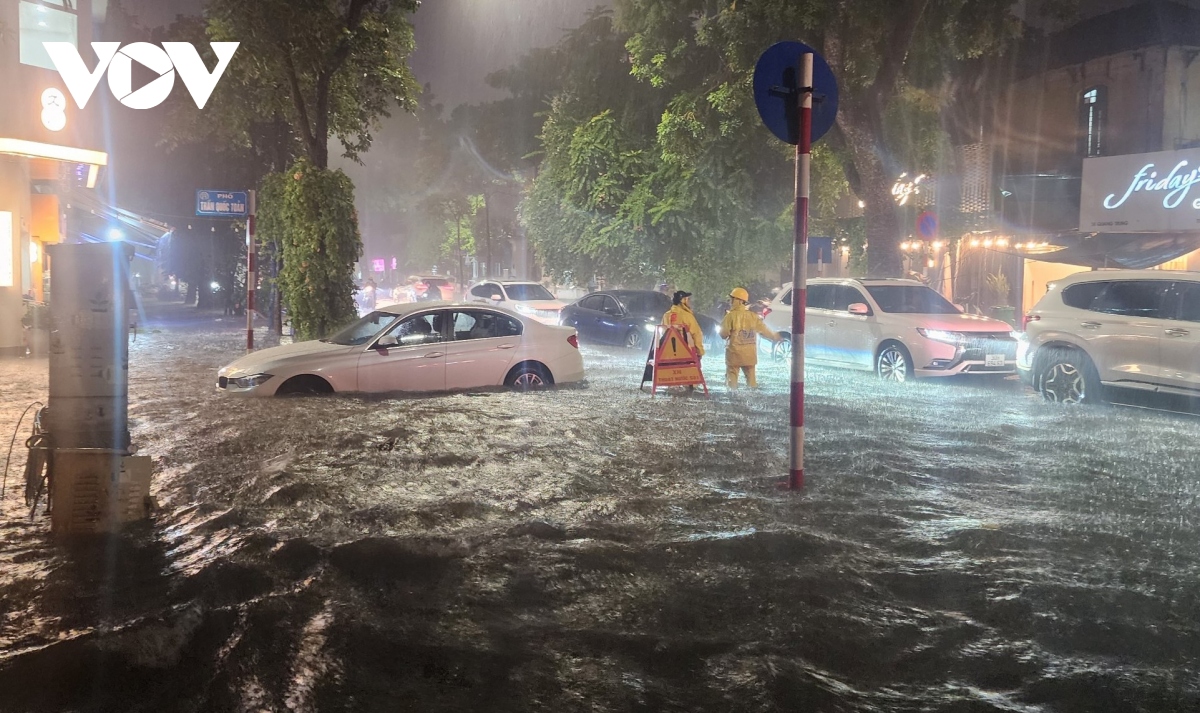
<box><xmin>246</xmin><ymin>190</ymin><xmax>256</xmax><ymax>351</ymax></box>
<box><xmin>789</xmin><ymin>53</ymin><xmax>813</xmax><ymax>491</ymax></box>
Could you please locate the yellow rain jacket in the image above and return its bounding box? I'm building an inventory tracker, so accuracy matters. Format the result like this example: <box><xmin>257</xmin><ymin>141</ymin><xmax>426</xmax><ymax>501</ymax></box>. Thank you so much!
<box><xmin>720</xmin><ymin>303</ymin><xmax>779</xmax><ymax>367</ymax></box>
<box><xmin>662</xmin><ymin>304</ymin><xmax>706</xmax><ymax>357</ymax></box>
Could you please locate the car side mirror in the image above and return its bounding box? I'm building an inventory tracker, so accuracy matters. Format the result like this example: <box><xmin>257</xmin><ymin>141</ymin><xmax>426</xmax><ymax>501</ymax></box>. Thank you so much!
<box><xmin>848</xmin><ymin>303</ymin><xmax>870</xmax><ymax>316</ymax></box>
<box><xmin>376</xmin><ymin>335</ymin><xmax>399</xmax><ymax>348</ymax></box>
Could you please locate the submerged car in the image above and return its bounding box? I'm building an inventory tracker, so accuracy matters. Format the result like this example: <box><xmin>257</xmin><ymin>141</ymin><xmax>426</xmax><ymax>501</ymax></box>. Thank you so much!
<box><xmin>764</xmin><ymin>278</ymin><xmax>1017</xmax><ymax>381</ymax></box>
<box><xmin>559</xmin><ymin>290</ymin><xmax>722</xmax><ymax>352</ymax></box>
<box><xmin>1018</xmin><ymin>270</ymin><xmax>1200</xmax><ymax>404</ymax></box>
<box><xmin>217</xmin><ymin>302</ymin><xmax>584</xmax><ymax>396</ymax></box>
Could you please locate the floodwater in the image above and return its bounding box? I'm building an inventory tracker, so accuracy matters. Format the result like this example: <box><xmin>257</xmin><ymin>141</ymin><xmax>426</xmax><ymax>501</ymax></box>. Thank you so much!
<box><xmin>2</xmin><ymin>301</ymin><xmax>1200</xmax><ymax>712</ymax></box>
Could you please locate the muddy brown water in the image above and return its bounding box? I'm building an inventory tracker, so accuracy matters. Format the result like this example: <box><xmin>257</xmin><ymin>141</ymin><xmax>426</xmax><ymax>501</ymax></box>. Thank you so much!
<box><xmin>2</xmin><ymin>301</ymin><xmax>1200</xmax><ymax>712</ymax></box>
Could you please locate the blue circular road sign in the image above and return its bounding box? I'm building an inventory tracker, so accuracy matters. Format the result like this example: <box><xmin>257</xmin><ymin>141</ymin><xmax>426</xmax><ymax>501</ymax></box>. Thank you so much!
<box><xmin>917</xmin><ymin>211</ymin><xmax>939</xmax><ymax>240</ymax></box>
<box><xmin>753</xmin><ymin>41</ymin><xmax>839</xmax><ymax>145</ymax></box>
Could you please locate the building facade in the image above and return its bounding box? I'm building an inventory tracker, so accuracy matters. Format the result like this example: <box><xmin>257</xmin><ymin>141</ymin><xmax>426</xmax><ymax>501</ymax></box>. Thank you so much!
<box><xmin>0</xmin><ymin>0</ymin><xmax>108</xmax><ymax>353</ymax></box>
<box><xmin>993</xmin><ymin>0</ymin><xmax>1200</xmax><ymax>313</ymax></box>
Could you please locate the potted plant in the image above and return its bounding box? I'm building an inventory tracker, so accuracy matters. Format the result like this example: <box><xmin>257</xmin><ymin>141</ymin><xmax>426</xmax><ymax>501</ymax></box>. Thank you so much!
<box><xmin>985</xmin><ymin>271</ymin><xmax>1015</xmax><ymax>327</ymax></box>
<box><xmin>21</xmin><ymin>302</ymin><xmax>51</xmax><ymax>357</ymax></box>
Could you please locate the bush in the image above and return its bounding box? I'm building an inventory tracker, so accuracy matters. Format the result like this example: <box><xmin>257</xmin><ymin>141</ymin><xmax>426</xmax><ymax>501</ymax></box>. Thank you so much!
<box><xmin>258</xmin><ymin>159</ymin><xmax>362</xmax><ymax>341</ymax></box>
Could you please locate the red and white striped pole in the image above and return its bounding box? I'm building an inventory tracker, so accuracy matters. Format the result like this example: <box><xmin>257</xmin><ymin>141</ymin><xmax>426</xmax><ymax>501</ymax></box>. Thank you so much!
<box><xmin>789</xmin><ymin>54</ymin><xmax>813</xmax><ymax>490</ymax></box>
<box><xmin>246</xmin><ymin>189</ymin><xmax>257</xmax><ymax>352</ymax></box>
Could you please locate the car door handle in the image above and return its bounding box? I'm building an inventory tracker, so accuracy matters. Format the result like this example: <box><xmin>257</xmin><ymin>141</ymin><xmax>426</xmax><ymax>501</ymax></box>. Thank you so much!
<box><xmin>1080</xmin><ymin>321</ymin><xmax>1102</xmax><ymax>329</ymax></box>
<box><xmin>1166</xmin><ymin>328</ymin><xmax>1190</xmax><ymax>337</ymax></box>
<box><xmin>497</xmin><ymin>344</ymin><xmax>516</xmax><ymax>350</ymax></box>
<box><xmin>423</xmin><ymin>352</ymin><xmax>444</xmax><ymax>358</ymax></box>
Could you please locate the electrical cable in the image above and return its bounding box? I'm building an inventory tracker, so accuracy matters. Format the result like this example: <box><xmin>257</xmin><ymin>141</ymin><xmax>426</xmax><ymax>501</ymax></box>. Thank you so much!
<box><xmin>2</xmin><ymin>402</ymin><xmax>45</xmax><ymax>501</ymax></box>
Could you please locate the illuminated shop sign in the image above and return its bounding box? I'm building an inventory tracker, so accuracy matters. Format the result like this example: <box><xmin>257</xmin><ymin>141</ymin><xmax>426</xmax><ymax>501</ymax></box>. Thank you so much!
<box><xmin>1080</xmin><ymin>147</ymin><xmax>1200</xmax><ymax>232</ymax></box>
<box><xmin>40</xmin><ymin>88</ymin><xmax>67</xmax><ymax>131</ymax></box>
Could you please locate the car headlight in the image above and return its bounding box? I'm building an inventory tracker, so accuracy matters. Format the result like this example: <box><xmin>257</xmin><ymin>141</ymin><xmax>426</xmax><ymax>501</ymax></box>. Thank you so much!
<box><xmin>514</xmin><ymin>304</ymin><xmax>535</xmax><ymax>314</ymax></box>
<box><xmin>916</xmin><ymin>328</ymin><xmax>966</xmax><ymax>345</ymax></box>
<box><xmin>233</xmin><ymin>373</ymin><xmax>273</xmax><ymax>389</ymax></box>
<box><xmin>644</xmin><ymin>323</ymin><xmax>657</xmax><ymax>332</ymax></box>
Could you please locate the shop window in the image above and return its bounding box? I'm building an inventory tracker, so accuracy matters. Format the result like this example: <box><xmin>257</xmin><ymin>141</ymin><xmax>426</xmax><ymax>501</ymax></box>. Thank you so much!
<box><xmin>1079</xmin><ymin>86</ymin><xmax>1107</xmax><ymax>157</ymax></box>
<box><xmin>19</xmin><ymin>1</ymin><xmax>78</xmax><ymax>71</ymax></box>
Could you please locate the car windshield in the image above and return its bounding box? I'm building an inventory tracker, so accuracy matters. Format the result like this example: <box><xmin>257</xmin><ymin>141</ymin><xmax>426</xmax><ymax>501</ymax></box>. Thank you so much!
<box><xmin>504</xmin><ymin>284</ymin><xmax>555</xmax><ymax>301</ymax></box>
<box><xmin>864</xmin><ymin>285</ymin><xmax>961</xmax><ymax>314</ymax></box>
<box><xmin>322</xmin><ymin>311</ymin><xmax>396</xmax><ymax>345</ymax></box>
<box><xmin>620</xmin><ymin>292</ymin><xmax>671</xmax><ymax>315</ymax></box>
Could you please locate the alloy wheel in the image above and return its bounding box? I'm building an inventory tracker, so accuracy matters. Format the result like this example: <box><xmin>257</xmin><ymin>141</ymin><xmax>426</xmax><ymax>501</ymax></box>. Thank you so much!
<box><xmin>1040</xmin><ymin>362</ymin><xmax>1085</xmax><ymax>404</ymax></box>
<box><xmin>773</xmin><ymin>337</ymin><xmax>792</xmax><ymax>362</ymax></box>
<box><xmin>513</xmin><ymin>371</ymin><xmax>545</xmax><ymax>388</ymax></box>
<box><xmin>625</xmin><ymin>330</ymin><xmax>643</xmax><ymax>349</ymax></box>
<box><xmin>878</xmin><ymin>347</ymin><xmax>908</xmax><ymax>383</ymax></box>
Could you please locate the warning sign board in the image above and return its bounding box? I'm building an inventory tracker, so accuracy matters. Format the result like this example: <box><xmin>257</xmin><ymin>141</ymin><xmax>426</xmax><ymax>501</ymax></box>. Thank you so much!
<box><xmin>642</xmin><ymin>325</ymin><xmax>708</xmax><ymax>396</ymax></box>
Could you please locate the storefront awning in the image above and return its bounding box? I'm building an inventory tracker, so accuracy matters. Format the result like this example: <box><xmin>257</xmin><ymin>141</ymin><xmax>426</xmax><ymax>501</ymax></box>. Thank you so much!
<box><xmin>1005</xmin><ymin>231</ymin><xmax>1200</xmax><ymax>269</ymax></box>
<box><xmin>68</xmin><ymin>190</ymin><xmax>172</xmax><ymax>262</ymax></box>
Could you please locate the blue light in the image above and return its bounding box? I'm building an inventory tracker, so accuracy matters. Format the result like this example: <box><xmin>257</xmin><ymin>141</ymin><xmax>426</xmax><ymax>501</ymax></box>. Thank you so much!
<box><xmin>108</xmin><ymin>228</ymin><xmax>124</xmax><ymax>241</ymax></box>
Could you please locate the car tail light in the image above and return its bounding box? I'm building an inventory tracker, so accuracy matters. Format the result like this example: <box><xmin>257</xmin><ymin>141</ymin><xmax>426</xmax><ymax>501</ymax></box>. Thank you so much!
<box><xmin>568</xmin><ymin>334</ymin><xmax>579</xmax><ymax>349</ymax></box>
<box><xmin>761</xmin><ymin>307</ymin><xmax>772</xmax><ymax>318</ymax></box>
<box><xmin>1021</xmin><ymin>313</ymin><xmax>1040</xmax><ymax>331</ymax></box>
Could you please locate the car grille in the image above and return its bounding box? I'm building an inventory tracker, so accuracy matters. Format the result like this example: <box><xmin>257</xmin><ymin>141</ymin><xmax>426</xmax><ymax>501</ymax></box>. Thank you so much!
<box><xmin>535</xmin><ymin>308</ymin><xmax>561</xmax><ymax>319</ymax></box>
<box><xmin>961</xmin><ymin>332</ymin><xmax>1017</xmax><ymax>360</ymax></box>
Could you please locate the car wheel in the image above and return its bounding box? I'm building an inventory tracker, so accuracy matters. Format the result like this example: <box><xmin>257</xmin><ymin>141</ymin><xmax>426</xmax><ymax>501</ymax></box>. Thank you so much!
<box><xmin>276</xmin><ymin>375</ymin><xmax>333</xmax><ymax>396</ymax></box>
<box><xmin>876</xmin><ymin>342</ymin><xmax>914</xmax><ymax>383</ymax></box>
<box><xmin>506</xmin><ymin>363</ymin><xmax>553</xmax><ymax>390</ymax></box>
<box><xmin>1034</xmin><ymin>348</ymin><xmax>1101</xmax><ymax>405</ymax></box>
<box><xmin>624</xmin><ymin>328</ymin><xmax>644</xmax><ymax>350</ymax></box>
<box><xmin>772</xmin><ymin>334</ymin><xmax>792</xmax><ymax>362</ymax></box>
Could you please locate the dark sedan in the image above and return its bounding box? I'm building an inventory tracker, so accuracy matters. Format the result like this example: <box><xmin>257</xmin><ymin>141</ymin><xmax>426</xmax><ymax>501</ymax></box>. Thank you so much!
<box><xmin>560</xmin><ymin>290</ymin><xmax>722</xmax><ymax>352</ymax></box>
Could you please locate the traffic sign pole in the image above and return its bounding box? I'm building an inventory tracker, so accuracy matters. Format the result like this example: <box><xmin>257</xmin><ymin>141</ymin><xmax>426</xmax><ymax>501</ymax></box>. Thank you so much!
<box><xmin>246</xmin><ymin>190</ymin><xmax>256</xmax><ymax>352</ymax></box>
<box><xmin>789</xmin><ymin>54</ymin><xmax>813</xmax><ymax>491</ymax></box>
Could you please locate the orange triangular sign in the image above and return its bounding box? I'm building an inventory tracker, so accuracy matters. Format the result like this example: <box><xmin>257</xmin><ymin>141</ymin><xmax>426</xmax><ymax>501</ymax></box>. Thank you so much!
<box><xmin>646</xmin><ymin>325</ymin><xmax>708</xmax><ymax>396</ymax></box>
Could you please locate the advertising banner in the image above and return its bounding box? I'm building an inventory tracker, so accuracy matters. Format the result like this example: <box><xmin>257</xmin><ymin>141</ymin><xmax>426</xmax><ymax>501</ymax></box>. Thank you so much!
<box><xmin>1080</xmin><ymin>148</ymin><xmax>1200</xmax><ymax>232</ymax></box>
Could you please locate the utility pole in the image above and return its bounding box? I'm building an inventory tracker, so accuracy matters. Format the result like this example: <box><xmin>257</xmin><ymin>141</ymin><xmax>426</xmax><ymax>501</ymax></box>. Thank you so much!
<box><xmin>484</xmin><ymin>192</ymin><xmax>492</xmax><ymax>279</ymax></box>
<box><xmin>456</xmin><ymin>212</ymin><xmax>465</xmax><ymax>292</ymax></box>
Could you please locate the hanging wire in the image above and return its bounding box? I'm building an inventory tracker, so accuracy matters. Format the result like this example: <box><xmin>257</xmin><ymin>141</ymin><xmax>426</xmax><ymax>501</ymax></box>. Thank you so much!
<box><xmin>2</xmin><ymin>402</ymin><xmax>45</xmax><ymax>500</ymax></box>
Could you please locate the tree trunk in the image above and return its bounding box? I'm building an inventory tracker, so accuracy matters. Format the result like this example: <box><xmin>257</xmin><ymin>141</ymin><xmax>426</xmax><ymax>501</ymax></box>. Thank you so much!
<box><xmin>839</xmin><ymin>110</ymin><xmax>902</xmax><ymax>277</ymax></box>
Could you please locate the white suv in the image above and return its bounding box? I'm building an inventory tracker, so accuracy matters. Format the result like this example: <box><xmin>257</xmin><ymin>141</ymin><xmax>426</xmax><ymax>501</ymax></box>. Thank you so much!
<box><xmin>763</xmin><ymin>278</ymin><xmax>1017</xmax><ymax>381</ymax></box>
<box><xmin>1018</xmin><ymin>270</ymin><xmax>1200</xmax><ymax>404</ymax></box>
<box><xmin>469</xmin><ymin>280</ymin><xmax>567</xmax><ymax>325</ymax></box>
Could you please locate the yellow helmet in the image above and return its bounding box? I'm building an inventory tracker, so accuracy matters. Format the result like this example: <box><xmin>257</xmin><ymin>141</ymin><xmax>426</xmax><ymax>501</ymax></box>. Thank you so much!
<box><xmin>730</xmin><ymin>287</ymin><xmax>750</xmax><ymax>302</ymax></box>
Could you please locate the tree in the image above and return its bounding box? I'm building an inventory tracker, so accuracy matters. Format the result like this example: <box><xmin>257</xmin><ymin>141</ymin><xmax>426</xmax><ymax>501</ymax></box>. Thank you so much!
<box><xmin>616</xmin><ymin>0</ymin><xmax>1047</xmax><ymax>276</ymax></box>
<box><xmin>201</xmin><ymin>0</ymin><xmax>421</xmax><ymax>169</ymax></box>
<box><xmin>163</xmin><ymin>0</ymin><xmax>423</xmax><ymax>337</ymax></box>
<box><xmin>511</xmin><ymin>9</ymin><xmax>842</xmax><ymax>301</ymax></box>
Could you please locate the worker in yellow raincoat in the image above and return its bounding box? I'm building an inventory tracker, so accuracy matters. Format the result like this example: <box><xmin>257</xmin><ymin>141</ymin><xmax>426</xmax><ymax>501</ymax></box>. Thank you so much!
<box><xmin>662</xmin><ymin>290</ymin><xmax>705</xmax><ymax>360</ymax></box>
<box><xmin>720</xmin><ymin>287</ymin><xmax>781</xmax><ymax>389</ymax></box>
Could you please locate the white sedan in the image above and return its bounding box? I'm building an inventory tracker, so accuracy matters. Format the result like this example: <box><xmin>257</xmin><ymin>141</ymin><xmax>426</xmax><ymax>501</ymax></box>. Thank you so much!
<box><xmin>217</xmin><ymin>302</ymin><xmax>585</xmax><ymax>396</ymax></box>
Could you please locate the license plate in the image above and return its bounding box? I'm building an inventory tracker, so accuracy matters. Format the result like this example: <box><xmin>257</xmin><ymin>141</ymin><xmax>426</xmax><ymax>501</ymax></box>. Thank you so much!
<box><xmin>985</xmin><ymin>354</ymin><xmax>1005</xmax><ymax>367</ymax></box>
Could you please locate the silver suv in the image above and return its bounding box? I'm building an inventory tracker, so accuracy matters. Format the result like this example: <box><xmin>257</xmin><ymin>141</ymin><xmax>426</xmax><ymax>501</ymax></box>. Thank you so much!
<box><xmin>764</xmin><ymin>278</ymin><xmax>1018</xmax><ymax>381</ymax></box>
<box><xmin>1018</xmin><ymin>270</ymin><xmax>1200</xmax><ymax>404</ymax></box>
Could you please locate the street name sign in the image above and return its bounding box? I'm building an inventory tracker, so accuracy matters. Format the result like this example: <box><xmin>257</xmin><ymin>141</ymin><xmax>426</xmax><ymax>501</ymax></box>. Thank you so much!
<box><xmin>196</xmin><ymin>190</ymin><xmax>248</xmax><ymax>217</ymax></box>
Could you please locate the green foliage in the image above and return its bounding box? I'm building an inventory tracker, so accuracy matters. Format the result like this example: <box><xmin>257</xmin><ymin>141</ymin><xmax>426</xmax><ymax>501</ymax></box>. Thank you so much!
<box><xmin>260</xmin><ymin>159</ymin><xmax>362</xmax><ymax>340</ymax></box>
<box><xmin>172</xmin><ymin>0</ymin><xmax>421</xmax><ymax>169</ymax></box>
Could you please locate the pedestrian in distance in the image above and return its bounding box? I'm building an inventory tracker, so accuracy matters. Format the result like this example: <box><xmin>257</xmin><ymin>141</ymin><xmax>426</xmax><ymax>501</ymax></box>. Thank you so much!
<box><xmin>720</xmin><ymin>287</ymin><xmax>781</xmax><ymax>389</ymax></box>
<box><xmin>662</xmin><ymin>290</ymin><xmax>706</xmax><ymax>361</ymax></box>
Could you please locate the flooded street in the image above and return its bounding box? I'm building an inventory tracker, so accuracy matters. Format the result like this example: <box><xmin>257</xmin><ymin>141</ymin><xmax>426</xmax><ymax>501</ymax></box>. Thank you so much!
<box><xmin>3</xmin><ymin>302</ymin><xmax>1200</xmax><ymax>712</ymax></box>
